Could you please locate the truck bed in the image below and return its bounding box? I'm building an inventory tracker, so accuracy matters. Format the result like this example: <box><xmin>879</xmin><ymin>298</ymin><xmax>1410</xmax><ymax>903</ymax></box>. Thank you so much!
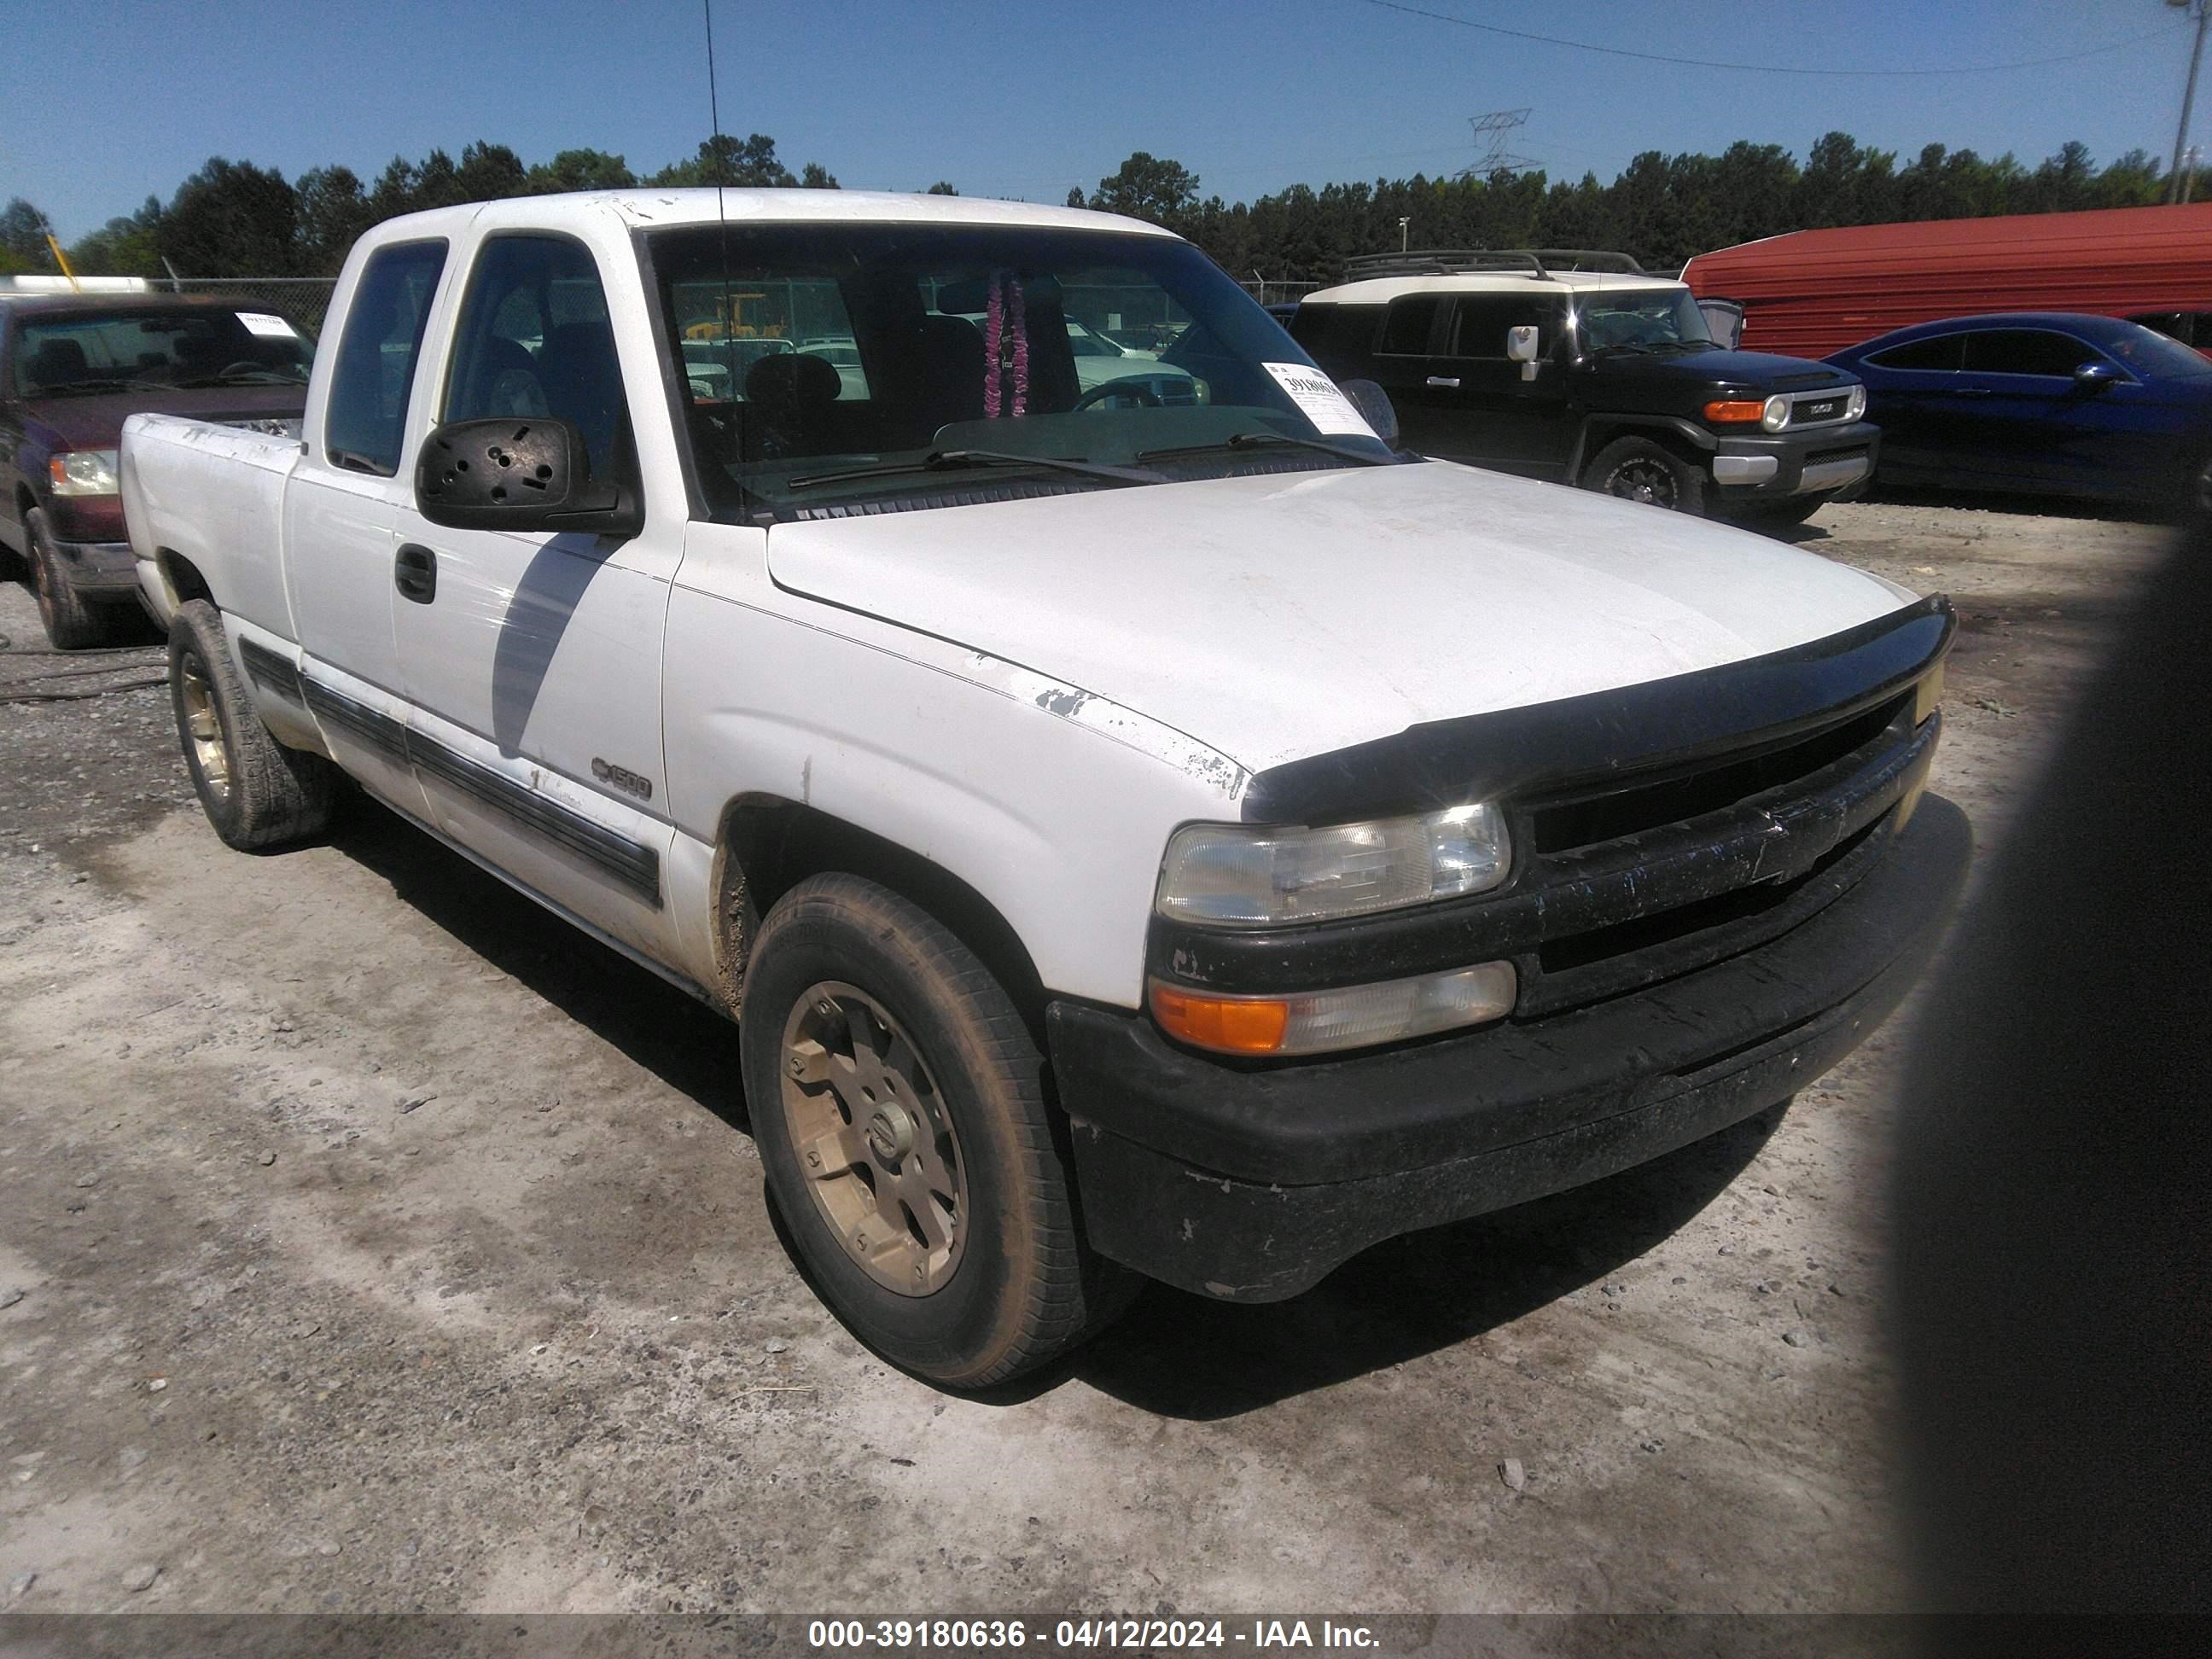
<box><xmin>119</xmin><ymin>411</ymin><xmax>303</xmax><ymax>633</ymax></box>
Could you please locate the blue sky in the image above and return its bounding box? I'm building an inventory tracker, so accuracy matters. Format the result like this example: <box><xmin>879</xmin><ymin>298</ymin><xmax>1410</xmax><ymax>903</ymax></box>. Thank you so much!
<box><xmin>3</xmin><ymin>0</ymin><xmax>2199</xmax><ymax>242</ymax></box>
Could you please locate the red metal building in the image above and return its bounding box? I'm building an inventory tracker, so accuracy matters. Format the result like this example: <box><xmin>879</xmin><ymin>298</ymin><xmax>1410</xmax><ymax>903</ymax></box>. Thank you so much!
<box><xmin>1681</xmin><ymin>202</ymin><xmax>2212</xmax><ymax>359</ymax></box>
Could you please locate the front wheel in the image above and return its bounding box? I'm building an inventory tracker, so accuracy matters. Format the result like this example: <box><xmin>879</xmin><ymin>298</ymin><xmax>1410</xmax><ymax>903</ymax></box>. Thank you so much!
<box><xmin>1581</xmin><ymin>437</ymin><xmax>1707</xmax><ymax>515</ymax></box>
<box><xmin>740</xmin><ymin>873</ymin><xmax>1137</xmax><ymax>1388</ymax></box>
<box><xmin>26</xmin><ymin>508</ymin><xmax>117</xmax><ymax>650</ymax></box>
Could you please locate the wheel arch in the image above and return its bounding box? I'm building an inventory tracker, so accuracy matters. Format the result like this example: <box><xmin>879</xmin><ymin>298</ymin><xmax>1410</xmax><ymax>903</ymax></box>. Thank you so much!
<box><xmin>1569</xmin><ymin>414</ymin><xmax>1715</xmax><ymax>480</ymax></box>
<box><xmin>149</xmin><ymin>549</ymin><xmax>216</xmax><ymax>614</ymax></box>
<box><xmin>710</xmin><ymin>793</ymin><xmax>1050</xmax><ymax>1035</ymax></box>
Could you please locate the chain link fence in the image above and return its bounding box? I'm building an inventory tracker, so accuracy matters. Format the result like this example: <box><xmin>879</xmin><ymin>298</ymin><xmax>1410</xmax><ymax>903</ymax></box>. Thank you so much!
<box><xmin>1240</xmin><ymin>280</ymin><xmax>1324</xmax><ymax>308</ymax></box>
<box><xmin>168</xmin><ymin>276</ymin><xmax>341</xmax><ymax>335</ymax></box>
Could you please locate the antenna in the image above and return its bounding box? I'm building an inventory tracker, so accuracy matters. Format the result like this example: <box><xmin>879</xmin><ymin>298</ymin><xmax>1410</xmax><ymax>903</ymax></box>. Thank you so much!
<box><xmin>1458</xmin><ymin>109</ymin><xmax>1539</xmax><ymax>183</ymax></box>
<box><xmin>701</xmin><ymin>0</ymin><xmax>742</xmax><ymax>459</ymax></box>
<box><xmin>702</xmin><ymin>0</ymin><xmax>730</xmax><ymax>208</ymax></box>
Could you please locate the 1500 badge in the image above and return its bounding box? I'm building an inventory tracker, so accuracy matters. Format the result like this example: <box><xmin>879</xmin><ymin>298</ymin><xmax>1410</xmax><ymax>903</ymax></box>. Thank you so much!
<box><xmin>591</xmin><ymin>757</ymin><xmax>653</xmax><ymax>800</ymax></box>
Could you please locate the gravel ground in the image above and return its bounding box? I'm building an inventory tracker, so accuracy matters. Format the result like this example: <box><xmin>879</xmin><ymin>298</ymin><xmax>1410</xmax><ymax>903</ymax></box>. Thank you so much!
<box><xmin>0</xmin><ymin>498</ymin><xmax>2173</xmax><ymax>1616</ymax></box>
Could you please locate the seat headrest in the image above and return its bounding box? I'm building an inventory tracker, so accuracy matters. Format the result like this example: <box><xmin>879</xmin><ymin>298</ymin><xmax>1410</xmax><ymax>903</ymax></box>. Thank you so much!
<box><xmin>26</xmin><ymin>337</ymin><xmax>90</xmax><ymax>387</ymax></box>
<box><xmin>745</xmin><ymin>350</ymin><xmax>841</xmax><ymax>407</ymax></box>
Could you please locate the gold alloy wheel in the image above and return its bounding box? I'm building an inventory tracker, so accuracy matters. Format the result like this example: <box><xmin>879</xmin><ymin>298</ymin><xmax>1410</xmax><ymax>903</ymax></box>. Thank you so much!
<box><xmin>779</xmin><ymin>982</ymin><xmax>967</xmax><ymax>1296</ymax></box>
<box><xmin>179</xmin><ymin>652</ymin><xmax>232</xmax><ymax>800</ymax></box>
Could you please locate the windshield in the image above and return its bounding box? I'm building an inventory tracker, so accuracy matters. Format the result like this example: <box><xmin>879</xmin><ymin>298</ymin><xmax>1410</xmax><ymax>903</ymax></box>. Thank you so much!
<box><xmin>13</xmin><ymin>306</ymin><xmax>314</xmax><ymax>397</ymax></box>
<box><xmin>647</xmin><ymin>222</ymin><xmax>1396</xmax><ymax>521</ymax></box>
<box><xmin>1573</xmin><ymin>288</ymin><xmax>1715</xmax><ymax>356</ymax></box>
<box><xmin>2104</xmin><ymin>321</ymin><xmax>2212</xmax><ymax>380</ymax></box>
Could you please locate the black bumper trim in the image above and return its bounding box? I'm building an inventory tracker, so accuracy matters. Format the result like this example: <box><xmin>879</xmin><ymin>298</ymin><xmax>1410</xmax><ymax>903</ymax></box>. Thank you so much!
<box><xmin>1708</xmin><ymin>421</ymin><xmax>1882</xmax><ymax>498</ymax></box>
<box><xmin>52</xmin><ymin>538</ymin><xmax>142</xmax><ymax>594</ymax></box>
<box><xmin>1050</xmin><ymin>795</ymin><xmax>1968</xmax><ymax>1297</ymax></box>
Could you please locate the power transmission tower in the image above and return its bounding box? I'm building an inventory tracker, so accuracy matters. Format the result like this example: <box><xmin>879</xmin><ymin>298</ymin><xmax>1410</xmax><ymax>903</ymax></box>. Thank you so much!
<box><xmin>1459</xmin><ymin>109</ymin><xmax>1538</xmax><ymax>183</ymax></box>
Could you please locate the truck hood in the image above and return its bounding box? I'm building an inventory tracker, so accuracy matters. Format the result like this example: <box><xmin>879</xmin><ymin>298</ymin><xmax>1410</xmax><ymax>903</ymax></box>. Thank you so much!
<box><xmin>26</xmin><ymin>384</ymin><xmax>306</xmax><ymax>451</ymax></box>
<box><xmin>1588</xmin><ymin>347</ymin><xmax>1852</xmax><ymax>391</ymax></box>
<box><xmin>765</xmin><ymin>461</ymin><xmax>1911</xmax><ymax>775</ymax></box>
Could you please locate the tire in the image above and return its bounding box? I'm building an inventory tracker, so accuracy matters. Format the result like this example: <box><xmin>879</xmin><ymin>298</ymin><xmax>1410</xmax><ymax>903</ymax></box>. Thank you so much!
<box><xmin>740</xmin><ymin>873</ymin><xmax>1137</xmax><ymax>1388</ymax></box>
<box><xmin>1581</xmin><ymin>436</ymin><xmax>1707</xmax><ymax>515</ymax></box>
<box><xmin>167</xmin><ymin>598</ymin><xmax>336</xmax><ymax>850</ymax></box>
<box><xmin>26</xmin><ymin>507</ymin><xmax>117</xmax><ymax>650</ymax></box>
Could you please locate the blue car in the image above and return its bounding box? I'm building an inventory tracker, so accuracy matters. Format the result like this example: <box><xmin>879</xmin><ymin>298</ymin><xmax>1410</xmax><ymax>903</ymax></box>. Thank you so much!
<box><xmin>1826</xmin><ymin>312</ymin><xmax>2212</xmax><ymax>515</ymax></box>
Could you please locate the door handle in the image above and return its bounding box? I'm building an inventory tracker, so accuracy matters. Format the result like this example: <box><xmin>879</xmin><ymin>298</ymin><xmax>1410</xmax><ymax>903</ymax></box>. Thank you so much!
<box><xmin>394</xmin><ymin>543</ymin><xmax>437</xmax><ymax>604</ymax></box>
<box><xmin>1953</xmin><ymin>387</ymin><xmax>1992</xmax><ymax>399</ymax></box>
<box><xmin>1425</xmin><ymin>375</ymin><xmax>1462</xmax><ymax>388</ymax></box>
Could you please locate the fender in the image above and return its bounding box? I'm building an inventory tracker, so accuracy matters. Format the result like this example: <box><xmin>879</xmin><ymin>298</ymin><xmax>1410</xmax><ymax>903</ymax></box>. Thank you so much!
<box><xmin>1565</xmin><ymin>412</ymin><xmax>1717</xmax><ymax>480</ymax></box>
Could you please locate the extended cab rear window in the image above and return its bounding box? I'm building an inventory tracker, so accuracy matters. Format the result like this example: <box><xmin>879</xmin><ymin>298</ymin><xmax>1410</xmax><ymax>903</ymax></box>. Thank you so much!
<box><xmin>323</xmin><ymin>240</ymin><xmax>447</xmax><ymax>476</ymax></box>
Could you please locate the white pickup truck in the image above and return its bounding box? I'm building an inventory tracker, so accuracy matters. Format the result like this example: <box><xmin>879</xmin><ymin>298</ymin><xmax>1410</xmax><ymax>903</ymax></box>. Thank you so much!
<box><xmin>119</xmin><ymin>190</ymin><xmax>1968</xmax><ymax>1388</ymax></box>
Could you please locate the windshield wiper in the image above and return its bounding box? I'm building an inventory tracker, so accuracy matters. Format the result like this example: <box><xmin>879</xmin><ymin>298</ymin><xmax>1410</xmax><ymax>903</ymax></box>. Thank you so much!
<box><xmin>1134</xmin><ymin>430</ymin><xmax>1394</xmax><ymax>467</ymax></box>
<box><xmin>787</xmin><ymin>448</ymin><xmax>1163</xmax><ymax>492</ymax></box>
<box><xmin>173</xmin><ymin>371</ymin><xmax>305</xmax><ymax>387</ymax></box>
<box><xmin>29</xmin><ymin>376</ymin><xmax>163</xmax><ymax>397</ymax></box>
<box><xmin>1584</xmin><ymin>342</ymin><xmax>1658</xmax><ymax>358</ymax></box>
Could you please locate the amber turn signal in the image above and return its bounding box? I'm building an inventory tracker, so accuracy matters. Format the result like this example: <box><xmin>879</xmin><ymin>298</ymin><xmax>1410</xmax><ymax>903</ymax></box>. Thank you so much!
<box><xmin>1703</xmin><ymin>399</ymin><xmax>1766</xmax><ymax>423</ymax></box>
<box><xmin>1148</xmin><ymin>982</ymin><xmax>1290</xmax><ymax>1055</ymax></box>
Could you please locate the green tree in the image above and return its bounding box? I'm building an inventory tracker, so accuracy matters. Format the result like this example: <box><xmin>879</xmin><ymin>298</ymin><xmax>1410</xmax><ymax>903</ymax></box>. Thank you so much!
<box><xmin>454</xmin><ymin>142</ymin><xmax>528</xmax><ymax>202</ymax></box>
<box><xmin>800</xmin><ymin>161</ymin><xmax>840</xmax><ymax>189</ymax></box>
<box><xmin>526</xmin><ymin>148</ymin><xmax>638</xmax><ymax>194</ymax></box>
<box><xmin>295</xmin><ymin>166</ymin><xmax>372</xmax><ymax>273</ymax></box>
<box><xmin>67</xmin><ymin>196</ymin><xmax>163</xmax><ymax>278</ymax></box>
<box><xmin>1065</xmin><ymin>185</ymin><xmax>1086</xmax><ymax>208</ymax></box>
<box><xmin>1091</xmin><ymin>152</ymin><xmax>1199</xmax><ymax>226</ymax></box>
<box><xmin>0</xmin><ymin>198</ymin><xmax>55</xmax><ymax>264</ymax></box>
<box><xmin>926</xmin><ymin>180</ymin><xmax>959</xmax><ymax>195</ymax></box>
<box><xmin>158</xmin><ymin>157</ymin><xmax>299</xmax><ymax>276</ymax></box>
<box><xmin>649</xmin><ymin>134</ymin><xmax>796</xmax><ymax>188</ymax></box>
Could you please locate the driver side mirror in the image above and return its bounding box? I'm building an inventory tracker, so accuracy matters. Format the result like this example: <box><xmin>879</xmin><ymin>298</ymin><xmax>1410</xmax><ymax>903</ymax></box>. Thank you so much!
<box><xmin>1506</xmin><ymin>324</ymin><xmax>1542</xmax><ymax>364</ymax></box>
<box><xmin>1338</xmin><ymin>378</ymin><xmax>1400</xmax><ymax>448</ymax></box>
<box><xmin>2073</xmin><ymin>361</ymin><xmax>2122</xmax><ymax>393</ymax></box>
<box><xmin>415</xmin><ymin>417</ymin><xmax>643</xmax><ymax>537</ymax></box>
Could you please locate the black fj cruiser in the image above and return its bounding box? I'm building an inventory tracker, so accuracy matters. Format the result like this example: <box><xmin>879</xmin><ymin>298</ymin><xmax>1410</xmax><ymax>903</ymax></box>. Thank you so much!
<box><xmin>1289</xmin><ymin>249</ymin><xmax>1881</xmax><ymax>522</ymax></box>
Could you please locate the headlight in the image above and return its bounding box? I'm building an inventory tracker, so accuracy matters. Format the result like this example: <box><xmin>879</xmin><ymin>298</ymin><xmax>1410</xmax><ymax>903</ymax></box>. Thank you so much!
<box><xmin>1759</xmin><ymin>394</ymin><xmax>1790</xmax><ymax>432</ymax></box>
<box><xmin>49</xmin><ymin>449</ymin><xmax>119</xmax><ymax>497</ymax></box>
<box><xmin>1156</xmin><ymin>802</ymin><xmax>1511</xmax><ymax>928</ymax></box>
<box><xmin>1846</xmin><ymin>384</ymin><xmax>1867</xmax><ymax>422</ymax></box>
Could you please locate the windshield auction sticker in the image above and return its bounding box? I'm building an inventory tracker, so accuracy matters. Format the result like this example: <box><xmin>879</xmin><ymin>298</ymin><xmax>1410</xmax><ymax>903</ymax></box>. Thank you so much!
<box><xmin>236</xmin><ymin>311</ymin><xmax>298</xmax><ymax>338</ymax></box>
<box><xmin>1261</xmin><ymin>361</ymin><xmax>1379</xmax><ymax>439</ymax></box>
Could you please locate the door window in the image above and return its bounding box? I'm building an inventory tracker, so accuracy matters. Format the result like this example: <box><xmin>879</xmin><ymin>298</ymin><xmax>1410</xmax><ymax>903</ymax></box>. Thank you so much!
<box><xmin>1962</xmin><ymin>330</ymin><xmax>2096</xmax><ymax>379</ymax></box>
<box><xmin>1867</xmin><ymin>335</ymin><xmax>1964</xmax><ymax>372</ymax></box>
<box><xmin>445</xmin><ymin>236</ymin><xmax>632</xmax><ymax>484</ymax></box>
<box><xmin>1444</xmin><ymin>295</ymin><xmax>1561</xmax><ymax>359</ymax></box>
<box><xmin>1376</xmin><ymin>295</ymin><xmax>1442</xmax><ymax>356</ymax></box>
<box><xmin>323</xmin><ymin>240</ymin><xmax>447</xmax><ymax>475</ymax></box>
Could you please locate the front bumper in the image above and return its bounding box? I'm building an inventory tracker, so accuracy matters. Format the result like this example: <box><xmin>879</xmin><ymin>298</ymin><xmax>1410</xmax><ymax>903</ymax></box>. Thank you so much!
<box><xmin>1709</xmin><ymin>420</ymin><xmax>1881</xmax><ymax>498</ymax></box>
<box><xmin>49</xmin><ymin>537</ymin><xmax>143</xmax><ymax>597</ymax></box>
<box><xmin>1048</xmin><ymin>793</ymin><xmax>1970</xmax><ymax>1301</ymax></box>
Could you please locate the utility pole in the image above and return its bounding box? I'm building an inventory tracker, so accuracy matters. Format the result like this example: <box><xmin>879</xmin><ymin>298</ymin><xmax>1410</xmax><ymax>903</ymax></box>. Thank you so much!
<box><xmin>2172</xmin><ymin>0</ymin><xmax>2210</xmax><ymax>204</ymax></box>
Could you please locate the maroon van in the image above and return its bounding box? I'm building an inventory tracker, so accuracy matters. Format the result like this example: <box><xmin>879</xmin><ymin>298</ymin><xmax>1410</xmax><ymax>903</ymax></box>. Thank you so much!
<box><xmin>0</xmin><ymin>294</ymin><xmax>311</xmax><ymax>647</ymax></box>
